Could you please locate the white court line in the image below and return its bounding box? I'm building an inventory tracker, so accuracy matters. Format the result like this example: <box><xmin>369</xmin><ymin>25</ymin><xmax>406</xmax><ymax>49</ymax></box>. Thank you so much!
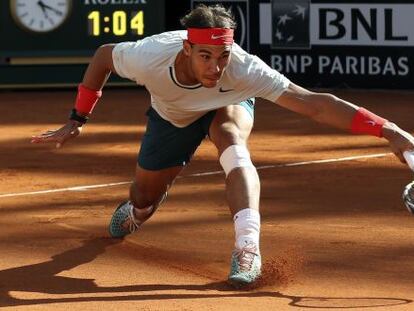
<box><xmin>0</xmin><ymin>181</ymin><xmax>133</xmax><ymax>198</ymax></box>
<box><xmin>0</xmin><ymin>152</ymin><xmax>391</xmax><ymax>199</ymax></box>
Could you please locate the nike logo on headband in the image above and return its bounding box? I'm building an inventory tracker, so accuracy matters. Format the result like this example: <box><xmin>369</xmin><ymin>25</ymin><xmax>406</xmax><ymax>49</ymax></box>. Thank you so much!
<box><xmin>211</xmin><ymin>34</ymin><xmax>233</xmax><ymax>40</ymax></box>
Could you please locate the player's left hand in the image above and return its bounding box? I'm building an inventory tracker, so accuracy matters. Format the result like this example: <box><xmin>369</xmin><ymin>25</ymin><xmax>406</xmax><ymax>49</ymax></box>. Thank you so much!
<box><xmin>382</xmin><ymin>122</ymin><xmax>414</xmax><ymax>164</ymax></box>
<box><xmin>31</xmin><ymin>120</ymin><xmax>83</xmax><ymax>149</ymax></box>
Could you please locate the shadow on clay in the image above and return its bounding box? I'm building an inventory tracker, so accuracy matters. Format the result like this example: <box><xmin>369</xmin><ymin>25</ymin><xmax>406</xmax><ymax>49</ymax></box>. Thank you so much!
<box><xmin>0</xmin><ymin>238</ymin><xmax>411</xmax><ymax>309</ymax></box>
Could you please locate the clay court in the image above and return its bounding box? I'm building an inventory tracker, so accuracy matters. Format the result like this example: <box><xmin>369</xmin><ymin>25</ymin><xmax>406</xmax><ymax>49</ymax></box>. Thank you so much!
<box><xmin>1</xmin><ymin>88</ymin><xmax>414</xmax><ymax>310</ymax></box>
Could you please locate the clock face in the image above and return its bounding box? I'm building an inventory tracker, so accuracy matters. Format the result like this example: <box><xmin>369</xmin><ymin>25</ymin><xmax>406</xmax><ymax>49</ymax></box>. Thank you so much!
<box><xmin>10</xmin><ymin>0</ymin><xmax>72</xmax><ymax>33</ymax></box>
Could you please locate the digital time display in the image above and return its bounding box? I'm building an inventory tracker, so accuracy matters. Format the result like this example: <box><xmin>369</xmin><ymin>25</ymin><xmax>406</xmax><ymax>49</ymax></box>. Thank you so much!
<box><xmin>87</xmin><ymin>10</ymin><xmax>144</xmax><ymax>36</ymax></box>
<box><xmin>2</xmin><ymin>0</ymin><xmax>165</xmax><ymax>57</ymax></box>
<box><xmin>0</xmin><ymin>0</ymin><xmax>165</xmax><ymax>87</ymax></box>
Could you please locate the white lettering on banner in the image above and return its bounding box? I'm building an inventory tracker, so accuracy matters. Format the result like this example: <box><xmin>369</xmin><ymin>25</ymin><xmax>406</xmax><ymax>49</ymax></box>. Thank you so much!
<box><xmin>312</xmin><ymin>4</ymin><xmax>410</xmax><ymax>46</ymax></box>
<box><xmin>398</xmin><ymin>57</ymin><xmax>410</xmax><ymax>75</ymax></box>
<box><xmin>272</xmin><ymin>55</ymin><xmax>312</xmax><ymax>73</ymax></box>
<box><xmin>271</xmin><ymin>55</ymin><xmax>409</xmax><ymax>76</ymax></box>
<box><xmin>84</xmin><ymin>0</ymin><xmax>147</xmax><ymax>5</ymax></box>
<box><xmin>260</xmin><ymin>3</ymin><xmax>414</xmax><ymax>46</ymax></box>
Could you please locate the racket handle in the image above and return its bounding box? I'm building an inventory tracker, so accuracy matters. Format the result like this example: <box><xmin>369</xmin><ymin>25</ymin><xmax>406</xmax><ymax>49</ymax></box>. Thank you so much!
<box><xmin>403</xmin><ymin>150</ymin><xmax>414</xmax><ymax>171</ymax></box>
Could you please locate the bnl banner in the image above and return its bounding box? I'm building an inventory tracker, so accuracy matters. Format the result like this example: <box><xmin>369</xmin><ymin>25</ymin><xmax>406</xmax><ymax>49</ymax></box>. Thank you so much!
<box><xmin>256</xmin><ymin>1</ymin><xmax>414</xmax><ymax>89</ymax></box>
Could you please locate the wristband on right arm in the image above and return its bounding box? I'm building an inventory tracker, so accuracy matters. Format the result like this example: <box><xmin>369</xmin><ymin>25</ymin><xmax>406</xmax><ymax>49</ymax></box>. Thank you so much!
<box><xmin>350</xmin><ymin>107</ymin><xmax>387</xmax><ymax>137</ymax></box>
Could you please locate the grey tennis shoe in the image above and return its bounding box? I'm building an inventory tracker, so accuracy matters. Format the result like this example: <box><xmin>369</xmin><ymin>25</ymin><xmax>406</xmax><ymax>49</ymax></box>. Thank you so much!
<box><xmin>228</xmin><ymin>242</ymin><xmax>262</xmax><ymax>287</ymax></box>
<box><xmin>109</xmin><ymin>193</ymin><xmax>167</xmax><ymax>238</ymax></box>
<box><xmin>403</xmin><ymin>181</ymin><xmax>414</xmax><ymax>214</ymax></box>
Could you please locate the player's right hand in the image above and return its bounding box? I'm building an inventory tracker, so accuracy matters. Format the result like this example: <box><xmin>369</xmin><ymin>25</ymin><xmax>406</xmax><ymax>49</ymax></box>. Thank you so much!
<box><xmin>31</xmin><ymin>120</ymin><xmax>83</xmax><ymax>148</ymax></box>
<box><xmin>382</xmin><ymin>122</ymin><xmax>414</xmax><ymax>165</ymax></box>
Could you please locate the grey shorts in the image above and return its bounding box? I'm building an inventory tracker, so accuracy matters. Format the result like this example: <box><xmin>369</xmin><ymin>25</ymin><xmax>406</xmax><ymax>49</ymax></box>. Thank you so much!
<box><xmin>138</xmin><ymin>98</ymin><xmax>255</xmax><ymax>170</ymax></box>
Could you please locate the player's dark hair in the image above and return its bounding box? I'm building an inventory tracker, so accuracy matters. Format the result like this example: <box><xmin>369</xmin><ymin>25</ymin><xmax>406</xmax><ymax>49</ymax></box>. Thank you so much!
<box><xmin>180</xmin><ymin>4</ymin><xmax>237</xmax><ymax>29</ymax></box>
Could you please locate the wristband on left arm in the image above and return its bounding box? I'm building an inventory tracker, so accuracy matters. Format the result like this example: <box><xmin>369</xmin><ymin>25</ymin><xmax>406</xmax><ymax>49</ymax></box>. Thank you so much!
<box><xmin>69</xmin><ymin>108</ymin><xmax>89</xmax><ymax>125</ymax></box>
<box><xmin>74</xmin><ymin>84</ymin><xmax>102</xmax><ymax>115</ymax></box>
<box><xmin>350</xmin><ymin>107</ymin><xmax>387</xmax><ymax>137</ymax></box>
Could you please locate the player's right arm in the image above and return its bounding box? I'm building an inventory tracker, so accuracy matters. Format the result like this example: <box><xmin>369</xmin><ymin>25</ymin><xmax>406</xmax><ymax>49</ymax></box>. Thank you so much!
<box><xmin>31</xmin><ymin>44</ymin><xmax>117</xmax><ymax>148</ymax></box>
<box><xmin>276</xmin><ymin>82</ymin><xmax>414</xmax><ymax>164</ymax></box>
<box><xmin>239</xmin><ymin>50</ymin><xmax>414</xmax><ymax>166</ymax></box>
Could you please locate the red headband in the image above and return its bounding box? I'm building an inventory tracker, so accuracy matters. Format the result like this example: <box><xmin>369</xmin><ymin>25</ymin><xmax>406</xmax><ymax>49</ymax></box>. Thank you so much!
<box><xmin>187</xmin><ymin>28</ymin><xmax>234</xmax><ymax>45</ymax></box>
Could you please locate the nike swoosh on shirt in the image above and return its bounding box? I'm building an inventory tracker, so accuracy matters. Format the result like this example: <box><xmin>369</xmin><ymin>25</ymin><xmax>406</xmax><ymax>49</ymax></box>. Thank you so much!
<box><xmin>219</xmin><ymin>87</ymin><xmax>234</xmax><ymax>93</ymax></box>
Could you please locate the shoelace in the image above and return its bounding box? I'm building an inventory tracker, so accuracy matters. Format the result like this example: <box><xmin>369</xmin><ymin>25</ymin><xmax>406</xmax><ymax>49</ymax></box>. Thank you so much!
<box><xmin>126</xmin><ymin>204</ymin><xmax>140</xmax><ymax>234</ymax></box>
<box><xmin>234</xmin><ymin>244</ymin><xmax>258</xmax><ymax>272</ymax></box>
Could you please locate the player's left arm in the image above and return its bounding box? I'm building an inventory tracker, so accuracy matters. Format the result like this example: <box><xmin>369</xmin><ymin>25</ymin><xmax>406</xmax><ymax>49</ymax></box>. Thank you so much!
<box><xmin>276</xmin><ymin>82</ymin><xmax>414</xmax><ymax>164</ymax></box>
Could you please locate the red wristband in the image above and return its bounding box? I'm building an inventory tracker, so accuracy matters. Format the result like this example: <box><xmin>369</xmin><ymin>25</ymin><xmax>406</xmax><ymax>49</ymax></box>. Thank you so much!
<box><xmin>74</xmin><ymin>84</ymin><xmax>102</xmax><ymax>114</ymax></box>
<box><xmin>350</xmin><ymin>107</ymin><xmax>387</xmax><ymax>137</ymax></box>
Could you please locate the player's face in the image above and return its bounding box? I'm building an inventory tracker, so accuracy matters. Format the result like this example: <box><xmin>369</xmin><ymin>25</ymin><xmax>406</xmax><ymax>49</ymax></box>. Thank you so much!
<box><xmin>187</xmin><ymin>43</ymin><xmax>232</xmax><ymax>88</ymax></box>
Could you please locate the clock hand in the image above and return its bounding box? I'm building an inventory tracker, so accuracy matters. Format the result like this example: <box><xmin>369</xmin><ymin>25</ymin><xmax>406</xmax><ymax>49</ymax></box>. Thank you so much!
<box><xmin>37</xmin><ymin>1</ymin><xmax>55</xmax><ymax>25</ymax></box>
<box><xmin>38</xmin><ymin>1</ymin><xmax>63</xmax><ymax>16</ymax></box>
<box><xmin>37</xmin><ymin>0</ymin><xmax>48</xmax><ymax>17</ymax></box>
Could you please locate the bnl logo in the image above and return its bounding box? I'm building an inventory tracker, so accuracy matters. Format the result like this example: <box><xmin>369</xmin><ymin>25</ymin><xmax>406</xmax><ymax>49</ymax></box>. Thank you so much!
<box><xmin>191</xmin><ymin>0</ymin><xmax>250</xmax><ymax>51</ymax></box>
<box><xmin>272</xmin><ymin>0</ymin><xmax>310</xmax><ymax>49</ymax></box>
<box><xmin>271</xmin><ymin>1</ymin><xmax>410</xmax><ymax>48</ymax></box>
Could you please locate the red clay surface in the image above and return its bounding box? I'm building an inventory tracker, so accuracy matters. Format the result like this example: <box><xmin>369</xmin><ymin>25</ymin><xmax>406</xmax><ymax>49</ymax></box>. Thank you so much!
<box><xmin>1</xmin><ymin>88</ymin><xmax>414</xmax><ymax>310</ymax></box>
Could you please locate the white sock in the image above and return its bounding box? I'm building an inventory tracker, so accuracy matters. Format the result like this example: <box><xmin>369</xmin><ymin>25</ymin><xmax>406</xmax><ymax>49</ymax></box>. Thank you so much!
<box><xmin>233</xmin><ymin>208</ymin><xmax>260</xmax><ymax>250</ymax></box>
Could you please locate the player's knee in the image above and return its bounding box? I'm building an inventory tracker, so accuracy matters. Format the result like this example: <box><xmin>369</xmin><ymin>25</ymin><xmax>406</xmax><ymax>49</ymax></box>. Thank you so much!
<box><xmin>219</xmin><ymin>144</ymin><xmax>255</xmax><ymax>177</ymax></box>
<box><xmin>214</xmin><ymin>125</ymin><xmax>246</xmax><ymax>153</ymax></box>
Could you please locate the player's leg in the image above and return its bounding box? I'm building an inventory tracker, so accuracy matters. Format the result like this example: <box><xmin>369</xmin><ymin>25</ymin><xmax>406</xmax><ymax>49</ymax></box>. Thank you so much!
<box><xmin>108</xmin><ymin>165</ymin><xmax>182</xmax><ymax>238</ymax></box>
<box><xmin>209</xmin><ymin>100</ymin><xmax>258</xmax><ymax>217</ymax></box>
<box><xmin>109</xmin><ymin>107</ymin><xmax>211</xmax><ymax>238</ymax></box>
<box><xmin>208</xmin><ymin>99</ymin><xmax>261</xmax><ymax>286</ymax></box>
<box><xmin>129</xmin><ymin>165</ymin><xmax>181</xmax><ymax>217</ymax></box>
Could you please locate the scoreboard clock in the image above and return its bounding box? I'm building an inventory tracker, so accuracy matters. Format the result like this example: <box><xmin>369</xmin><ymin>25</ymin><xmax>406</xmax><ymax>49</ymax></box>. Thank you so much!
<box><xmin>0</xmin><ymin>0</ymin><xmax>165</xmax><ymax>87</ymax></box>
<box><xmin>4</xmin><ymin>0</ymin><xmax>164</xmax><ymax>56</ymax></box>
<box><xmin>87</xmin><ymin>9</ymin><xmax>144</xmax><ymax>37</ymax></box>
